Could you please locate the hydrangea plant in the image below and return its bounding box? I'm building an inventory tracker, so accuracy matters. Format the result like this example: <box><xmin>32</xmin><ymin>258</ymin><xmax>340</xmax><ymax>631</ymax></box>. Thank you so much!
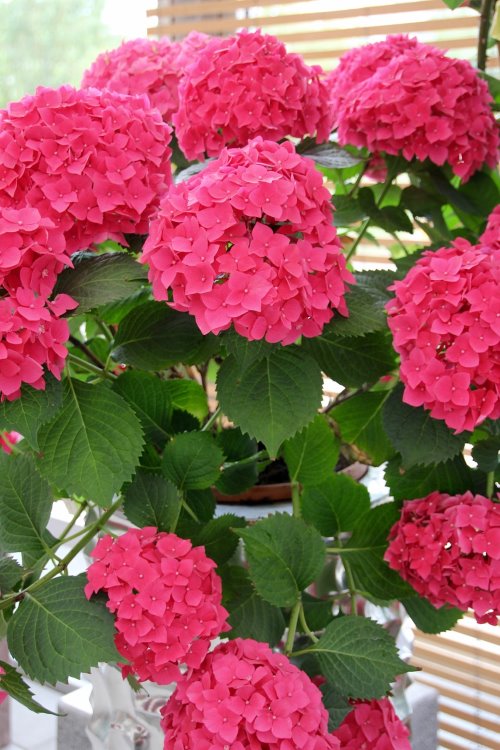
<box><xmin>0</xmin><ymin>2</ymin><xmax>498</xmax><ymax>747</ymax></box>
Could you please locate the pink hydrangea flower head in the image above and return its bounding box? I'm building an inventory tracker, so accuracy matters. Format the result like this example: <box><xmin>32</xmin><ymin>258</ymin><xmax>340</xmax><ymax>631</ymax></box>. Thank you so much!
<box><xmin>385</xmin><ymin>491</ymin><xmax>500</xmax><ymax>625</ymax></box>
<box><xmin>160</xmin><ymin>638</ymin><xmax>341</xmax><ymax>750</ymax></box>
<box><xmin>141</xmin><ymin>137</ymin><xmax>353</xmax><ymax>344</ymax></box>
<box><xmin>0</xmin><ymin>430</ymin><xmax>21</xmax><ymax>454</ymax></box>
<box><xmin>480</xmin><ymin>205</ymin><xmax>500</xmax><ymax>250</ymax></box>
<box><xmin>85</xmin><ymin>527</ymin><xmax>229</xmax><ymax>684</ymax></box>
<box><xmin>82</xmin><ymin>37</ymin><xmax>184</xmax><ymax>123</ymax></box>
<box><xmin>327</xmin><ymin>35</ymin><xmax>422</xmax><ymax>128</ymax></box>
<box><xmin>335</xmin><ymin>43</ymin><xmax>499</xmax><ymax>182</ymax></box>
<box><xmin>174</xmin><ymin>31</ymin><xmax>212</xmax><ymax>70</ymax></box>
<box><xmin>386</xmin><ymin>238</ymin><xmax>500</xmax><ymax>433</ymax></box>
<box><xmin>332</xmin><ymin>698</ymin><xmax>411</xmax><ymax>750</ymax></box>
<box><xmin>173</xmin><ymin>30</ymin><xmax>333</xmax><ymax>160</ymax></box>
<box><xmin>0</xmin><ymin>85</ymin><xmax>172</xmax><ymax>253</ymax></box>
<box><xmin>0</xmin><ymin>205</ymin><xmax>68</xmax><ymax>298</ymax></box>
<box><xmin>0</xmin><ymin>288</ymin><xmax>77</xmax><ymax>400</ymax></box>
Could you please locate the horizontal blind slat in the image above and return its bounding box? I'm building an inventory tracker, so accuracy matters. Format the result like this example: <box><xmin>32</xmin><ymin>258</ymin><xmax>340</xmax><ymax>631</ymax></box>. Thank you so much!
<box><xmin>411</xmin><ymin>656</ymin><xmax>500</xmax><ymax>695</ymax></box>
<box><xmin>412</xmin><ymin>677</ymin><xmax>500</xmax><ymax>716</ymax></box>
<box><xmin>439</xmin><ymin>720</ymin><xmax>500</xmax><ymax>750</ymax></box>
<box><xmin>150</xmin><ymin>0</ymin><xmax>454</xmax><ymax>21</ymax></box>
<box><xmin>439</xmin><ymin>702</ymin><xmax>500</xmax><ymax>734</ymax></box>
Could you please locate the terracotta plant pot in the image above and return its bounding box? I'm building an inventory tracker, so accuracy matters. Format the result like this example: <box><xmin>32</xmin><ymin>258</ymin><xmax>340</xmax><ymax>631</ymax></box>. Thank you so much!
<box><xmin>213</xmin><ymin>461</ymin><xmax>368</xmax><ymax>504</ymax></box>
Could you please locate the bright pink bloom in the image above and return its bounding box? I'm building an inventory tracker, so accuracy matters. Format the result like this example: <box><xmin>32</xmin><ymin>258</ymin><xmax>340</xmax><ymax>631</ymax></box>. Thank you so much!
<box><xmin>333</xmin><ymin>41</ymin><xmax>498</xmax><ymax>182</ymax></box>
<box><xmin>142</xmin><ymin>137</ymin><xmax>353</xmax><ymax>344</ymax></box>
<box><xmin>174</xmin><ymin>30</ymin><xmax>212</xmax><ymax>70</ymax></box>
<box><xmin>160</xmin><ymin>638</ymin><xmax>340</xmax><ymax>750</ymax></box>
<box><xmin>82</xmin><ymin>37</ymin><xmax>207</xmax><ymax>123</ymax></box>
<box><xmin>0</xmin><ymin>205</ymin><xmax>68</xmax><ymax>297</ymax></box>
<box><xmin>0</xmin><ymin>667</ymin><xmax>7</xmax><ymax>706</ymax></box>
<box><xmin>327</xmin><ymin>35</ymin><xmax>423</xmax><ymax>129</ymax></box>
<box><xmin>0</xmin><ymin>85</ymin><xmax>172</xmax><ymax>254</ymax></box>
<box><xmin>0</xmin><ymin>288</ymin><xmax>76</xmax><ymax>400</ymax></box>
<box><xmin>0</xmin><ymin>430</ymin><xmax>21</xmax><ymax>454</ymax></box>
<box><xmin>480</xmin><ymin>205</ymin><xmax>500</xmax><ymax>250</ymax></box>
<box><xmin>85</xmin><ymin>527</ymin><xmax>229</xmax><ymax>684</ymax></box>
<box><xmin>387</xmin><ymin>239</ymin><xmax>500</xmax><ymax>433</ymax></box>
<box><xmin>332</xmin><ymin>698</ymin><xmax>411</xmax><ymax>750</ymax></box>
<box><xmin>173</xmin><ymin>30</ymin><xmax>333</xmax><ymax>160</ymax></box>
<box><xmin>385</xmin><ymin>491</ymin><xmax>500</xmax><ymax>625</ymax></box>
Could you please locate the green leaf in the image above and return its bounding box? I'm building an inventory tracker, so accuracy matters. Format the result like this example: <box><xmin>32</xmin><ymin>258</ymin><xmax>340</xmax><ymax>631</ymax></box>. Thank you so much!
<box><xmin>402</xmin><ymin>597</ymin><xmax>463</xmax><ymax>634</ymax></box>
<box><xmin>162</xmin><ymin>432</ymin><xmax>223</xmax><ymax>490</ymax></box>
<box><xmin>163</xmin><ymin>380</ymin><xmax>208</xmax><ymax>422</ymax></box>
<box><xmin>401</xmin><ymin>186</ymin><xmax>445</xmax><ymax>217</ymax></box>
<box><xmin>216</xmin><ymin>428</ymin><xmax>259</xmax><ymax>496</ymax></box>
<box><xmin>441</xmin><ymin>0</ymin><xmax>470</xmax><ymax>8</ymax></box>
<box><xmin>0</xmin><ymin>556</ymin><xmax>23</xmax><ymax>592</ymax></box>
<box><xmin>301</xmin><ymin>593</ymin><xmax>334</xmax><ymax>632</ymax></box>
<box><xmin>0</xmin><ymin>661</ymin><xmax>58</xmax><ymax>715</ymax></box>
<box><xmin>221</xmin><ymin>566</ymin><xmax>285</xmax><ymax>646</ymax></box>
<box><xmin>303</xmin><ymin>330</ymin><xmax>396</xmax><ymax>389</ymax></box>
<box><xmin>459</xmin><ymin>173</ymin><xmax>500</xmax><ymax>218</ymax></box>
<box><xmin>217</xmin><ymin>348</ymin><xmax>323</xmax><ymax>457</ymax></box>
<box><xmin>341</xmin><ymin>504</ymin><xmax>413</xmax><ymax>602</ymax></box>
<box><xmin>298</xmin><ymin>141</ymin><xmax>362</xmax><ymax>169</ymax></box>
<box><xmin>283</xmin><ymin>415</ymin><xmax>340</xmax><ymax>485</ymax></box>
<box><xmin>222</xmin><ymin>330</ymin><xmax>275</xmax><ymax>371</ymax></box>
<box><xmin>54</xmin><ymin>252</ymin><xmax>147</xmax><ymax>312</ymax></box>
<box><xmin>191</xmin><ymin>514</ymin><xmax>246</xmax><ymax>566</ymax></box>
<box><xmin>383</xmin><ymin>385</ymin><xmax>466</xmax><ymax>468</ymax></box>
<box><xmin>321</xmin><ymin>683</ymin><xmax>352</xmax><ymax>731</ymax></box>
<box><xmin>472</xmin><ymin>439</ymin><xmax>499</xmax><ymax>473</ymax></box>
<box><xmin>238</xmin><ymin>514</ymin><xmax>325</xmax><ymax>607</ymax></box>
<box><xmin>333</xmin><ymin>195</ymin><xmax>367</xmax><ymax>226</ymax></box>
<box><xmin>311</xmin><ymin>616</ymin><xmax>415</xmax><ymax>698</ymax></box>
<box><xmin>0</xmin><ymin>454</ymin><xmax>53</xmax><ymax>557</ymax></box>
<box><xmin>333</xmin><ymin>391</ymin><xmax>395</xmax><ymax>465</ymax></box>
<box><xmin>97</xmin><ymin>288</ymin><xmax>152</xmax><ymax>325</ymax></box>
<box><xmin>427</xmin><ymin>168</ymin><xmax>481</xmax><ymax>215</ymax></box>
<box><xmin>302</xmin><ymin>473</ymin><xmax>371</xmax><ymax>535</ymax></box>
<box><xmin>385</xmin><ymin>454</ymin><xmax>474</xmax><ymax>503</ymax></box>
<box><xmin>37</xmin><ymin>379</ymin><xmax>144</xmax><ymax>506</ymax></box>
<box><xmin>358</xmin><ymin>188</ymin><xmax>413</xmax><ymax>233</ymax></box>
<box><xmin>324</xmin><ymin>284</ymin><xmax>390</xmax><ymax>339</ymax></box>
<box><xmin>112</xmin><ymin>371</ymin><xmax>172</xmax><ymax>445</ymax></box>
<box><xmin>175</xmin><ymin>159</ymin><xmax>214</xmax><ymax>183</ymax></box>
<box><xmin>0</xmin><ymin>376</ymin><xmax>63</xmax><ymax>450</ymax></box>
<box><xmin>112</xmin><ymin>302</ymin><xmax>219</xmax><ymax>369</ymax></box>
<box><xmin>123</xmin><ymin>470</ymin><xmax>181</xmax><ymax>532</ymax></box>
<box><xmin>8</xmin><ymin>574</ymin><xmax>120</xmax><ymax>685</ymax></box>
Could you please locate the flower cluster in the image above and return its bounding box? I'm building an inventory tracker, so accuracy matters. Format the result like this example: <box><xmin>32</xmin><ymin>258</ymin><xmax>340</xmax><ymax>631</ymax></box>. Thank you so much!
<box><xmin>385</xmin><ymin>491</ymin><xmax>500</xmax><ymax>625</ymax></box>
<box><xmin>173</xmin><ymin>30</ymin><xmax>332</xmax><ymax>160</ymax></box>
<box><xmin>333</xmin><ymin>41</ymin><xmax>498</xmax><ymax>181</ymax></box>
<box><xmin>85</xmin><ymin>527</ymin><xmax>229</xmax><ymax>684</ymax></box>
<box><xmin>332</xmin><ymin>698</ymin><xmax>411</xmax><ymax>750</ymax></box>
<box><xmin>327</xmin><ymin>35</ymin><xmax>422</xmax><ymax>128</ymax></box>
<box><xmin>82</xmin><ymin>35</ymin><xmax>210</xmax><ymax>123</ymax></box>
<box><xmin>481</xmin><ymin>205</ymin><xmax>500</xmax><ymax>250</ymax></box>
<box><xmin>142</xmin><ymin>137</ymin><xmax>353</xmax><ymax>344</ymax></box>
<box><xmin>160</xmin><ymin>638</ymin><xmax>340</xmax><ymax>750</ymax></box>
<box><xmin>0</xmin><ymin>430</ymin><xmax>21</xmax><ymax>454</ymax></box>
<box><xmin>386</xmin><ymin>239</ymin><xmax>500</xmax><ymax>433</ymax></box>
<box><xmin>0</xmin><ymin>290</ymin><xmax>77</xmax><ymax>400</ymax></box>
<box><xmin>0</xmin><ymin>85</ymin><xmax>172</xmax><ymax>255</ymax></box>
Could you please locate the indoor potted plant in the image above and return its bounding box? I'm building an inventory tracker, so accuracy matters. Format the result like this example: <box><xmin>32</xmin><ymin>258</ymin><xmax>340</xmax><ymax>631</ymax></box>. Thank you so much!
<box><xmin>0</xmin><ymin>2</ymin><xmax>498</xmax><ymax>748</ymax></box>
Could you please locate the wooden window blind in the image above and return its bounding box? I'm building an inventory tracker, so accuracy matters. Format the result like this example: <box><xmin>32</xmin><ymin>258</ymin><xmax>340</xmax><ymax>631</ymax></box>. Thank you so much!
<box><xmin>412</xmin><ymin>613</ymin><xmax>500</xmax><ymax>750</ymax></box>
<box><xmin>146</xmin><ymin>0</ymin><xmax>495</xmax><ymax>72</ymax></box>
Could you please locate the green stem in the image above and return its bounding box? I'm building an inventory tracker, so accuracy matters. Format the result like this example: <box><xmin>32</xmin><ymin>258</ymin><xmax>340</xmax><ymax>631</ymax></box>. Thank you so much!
<box><xmin>69</xmin><ymin>335</ymin><xmax>105</xmax><ymax>368</ymax></box>
<box><xmin>222</xmin><ymin>450</ymin><xmax>269</xmax><ymax>471</ymax></box>
<box><xmin>345</xmin><ymin>168</ymin><xmax>398</xmax><ymax>262</ymax></box>
<box><xmin>201</xmin><ymin>406</ymin><xmax>221</xmax><ymax>432</ymax></box>
<box><xmin>486</xmin><ymin>470</ymin><xmax>496</xmax><ymax>499</ymax></box>
<box><xmin>68</xmin><ymin>353</ymin><xmax>116</xmax><ymax>380</ymax></box>
<box><xmin>291</xmin><ymin>481</ymin><xmax>301</xmax><ymax>518</ymax></box>
<box><xmin>50</xmin><ymin>502</ymin><xmax>88</xmax><ymax>551</ymax></box>
<box><xmin>181</xmin><ymin>498</ymin><xmax>200</xmax><ymax>523</ymax></box>
<box><xmin>478</xmin><ymin>0</ymin><xmax>495</xmax><ymax>70</ymax></box>
<box><xmin>299</xmin><ymin>603</ymin><xmax>319</xmax><ymax>643</ymax></box>
<box><xmin>285</xmin><ymin>599</ymin><xmax>302</xmax><ymax>655</ymax></box>
<box><xmin>348</xmin><ymin>165</ymin><xmax>367</xmax><ymax>197</ymax></box>
<box><xmin>0</xmin><ymin>496</ymin><xmax>123</xmax><ymax>611</ymax></box>
<box><xmin>391</xmin><ymin>232</ymin><xmax>410</xmax><ymax>256</ymax></box>
<box><xmin>343</xmin><ymin>558</ymin><xmax>357</xmax><ymax>614</ymax></box>
<box><xmin>95</xmin><ymin>319</ymin><xmax>114</xmax><ymax>344</ymax></box>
